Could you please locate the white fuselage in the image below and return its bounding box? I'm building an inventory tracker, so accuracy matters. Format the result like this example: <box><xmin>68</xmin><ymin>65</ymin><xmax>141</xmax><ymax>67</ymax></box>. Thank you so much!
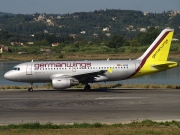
<box><xmin>4</xmin><ymin>60</ymin><xmax>140</xmax><ymax>83</ymax></box>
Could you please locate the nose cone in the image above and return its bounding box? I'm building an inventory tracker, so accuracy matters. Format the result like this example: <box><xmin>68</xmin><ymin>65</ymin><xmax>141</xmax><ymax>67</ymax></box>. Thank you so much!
<box><xmin>4</xmin><ymin>71</ymin><xmax>13</xmax><ymax>81</ymax></box>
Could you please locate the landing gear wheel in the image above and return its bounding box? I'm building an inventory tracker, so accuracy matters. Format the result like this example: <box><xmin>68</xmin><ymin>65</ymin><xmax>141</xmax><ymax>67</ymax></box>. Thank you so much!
<box><xmin>84</xmin><ymin>85</ymin><xmax>91</xmax><ymax>91</ymax></box>
<box><xmin>28</xmin><ymin>88</ymin><xmax>33</xmax><ymax>92</ymax></box>
<box><xmin>28</xmin><ymin>83</ymin><xmax>33</xmax><ymax>92</ymax></box>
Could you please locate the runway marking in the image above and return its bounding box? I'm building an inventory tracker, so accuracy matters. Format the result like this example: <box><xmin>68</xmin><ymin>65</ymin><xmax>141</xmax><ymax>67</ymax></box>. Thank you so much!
<box><xmin>95</xmin><ymin>97</ymin><xmax>147</xmax><ymax>100</ymax></box>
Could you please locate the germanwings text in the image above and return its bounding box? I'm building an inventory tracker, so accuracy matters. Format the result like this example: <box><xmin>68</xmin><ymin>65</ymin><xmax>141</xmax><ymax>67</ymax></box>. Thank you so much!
<box><xmin>34</xmin><ymin>62</ymin><xmax>92</xmax><ymax>69</ymax></box>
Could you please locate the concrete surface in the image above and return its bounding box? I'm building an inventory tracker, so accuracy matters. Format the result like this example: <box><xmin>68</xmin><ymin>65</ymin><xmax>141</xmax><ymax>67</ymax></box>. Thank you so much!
<box><xmin>0</xmin><ymin>88</ymin><xmax>180</xmax><ymax>124</ymax></box>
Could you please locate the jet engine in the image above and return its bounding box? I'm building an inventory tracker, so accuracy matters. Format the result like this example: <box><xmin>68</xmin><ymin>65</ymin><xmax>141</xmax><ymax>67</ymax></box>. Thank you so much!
<box><xmin>52</xmin><ymin>78</ymin><xmax>79</xmax><ymax>89</ymax></box>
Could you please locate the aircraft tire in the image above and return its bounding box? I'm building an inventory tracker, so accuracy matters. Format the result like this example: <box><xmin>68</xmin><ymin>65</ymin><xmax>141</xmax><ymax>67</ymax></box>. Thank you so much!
<box><xmin>84</xmin><ymin>85</ymin><xmax>91</xmax><ymax>91</ymax></box>
<box><xmin>28</xmin><ymin>88</ymin><xmax>33</xmax><ymax>92</ymax></box>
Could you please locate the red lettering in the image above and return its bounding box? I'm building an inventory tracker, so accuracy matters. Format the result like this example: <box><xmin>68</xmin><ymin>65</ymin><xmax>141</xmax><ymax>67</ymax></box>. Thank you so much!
<box><xmin>33</xmin><ymin>62</ymin><xmax>92</xmax><ymax>69</ymax></box>
<box><xmin>67</xmin><ymin>63</ymin><xmax>73</xmax><ymax>67</ymax></box>
<box><xmin>40</xmin><ymin>63</ymin><xmax>44</xmax><ymax>68</ymax></box>
<box><xmin>55</xmin><ymin>63</ymin><xmax>62</xmax><ymax>67</ymax></box>
<box><xmin>87</xmin><ymin>63</ymin><xmax>91</xmax><ymax>67</ymax></box>
<box><xmin>34</xmin><ymin>64</ymin><xmax>39</xmax><ymax>69</ymax></box>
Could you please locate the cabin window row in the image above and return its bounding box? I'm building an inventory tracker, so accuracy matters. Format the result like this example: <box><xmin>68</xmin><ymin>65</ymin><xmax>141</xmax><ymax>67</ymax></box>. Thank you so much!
<box><xmin>34</xmin><ymin>66</ymin><xmax>128</xmax><ymax>70</ymax></box>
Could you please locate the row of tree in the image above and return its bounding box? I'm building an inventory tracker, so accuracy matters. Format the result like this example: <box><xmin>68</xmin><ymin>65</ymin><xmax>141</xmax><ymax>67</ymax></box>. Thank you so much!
<box><xmin>107</xmin><ymin>27</ymin><xmax>160</xmax><ymax>48</ymax></box>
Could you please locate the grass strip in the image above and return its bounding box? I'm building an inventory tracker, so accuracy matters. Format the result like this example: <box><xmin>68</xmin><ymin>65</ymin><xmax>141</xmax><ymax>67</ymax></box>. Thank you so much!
<box><xmin>1</xmin><ymin>83</ymin><xmax>180</xmax><ymax>90</ymax></box>
<box><xmin>0</xmin><ymin>120</ymin><xmax>180</xmax><ymax>135</ymax></box>
<box><xmin>0</xmin><ymin>120</ymin><xmax>180</xmax><ymax>129</ymax></box>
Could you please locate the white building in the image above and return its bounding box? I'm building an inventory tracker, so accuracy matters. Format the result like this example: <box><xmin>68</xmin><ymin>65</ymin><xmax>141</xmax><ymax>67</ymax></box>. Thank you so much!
<box><xmin>103</xmin><ymin>27</ymin><xmax>110</xmax><ymax>32</ymax></box>
<box><xmin>80</xmin><ymin>31</ymin><xmax>86</xmax><ymax>34</ymax></box>
<box><xmin>172</xmin><ymin>38</ymin><xmax>179</xmax><ymax>41</ymax></box>
<box><xmin>139</xmin><ymin>28</ymin><xmax>147</xmax><ymax>32</ymax></box>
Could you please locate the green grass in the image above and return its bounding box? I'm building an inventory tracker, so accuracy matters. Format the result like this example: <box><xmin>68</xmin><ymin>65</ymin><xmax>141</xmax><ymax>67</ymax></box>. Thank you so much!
<box><xmin>0</xmin><ymin>120</ymin><xmax>179</xmax><ymax>129</ymax></box>
<box><xmin>1</xmin><ymin>83</ymin><xmax>180</xmax><ymax>90</ymax></box>
<box><xmin>0</xmin><ymin>120</ymin><xmax>179</xmax><ymax>135</ymax></box>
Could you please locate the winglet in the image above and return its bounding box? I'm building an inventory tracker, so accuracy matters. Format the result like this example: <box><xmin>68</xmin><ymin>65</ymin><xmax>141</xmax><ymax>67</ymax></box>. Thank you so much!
<box><xmin>138</xmin><ymin>28</ymin><xmax>174</xmax><ymax>61</ymax></box>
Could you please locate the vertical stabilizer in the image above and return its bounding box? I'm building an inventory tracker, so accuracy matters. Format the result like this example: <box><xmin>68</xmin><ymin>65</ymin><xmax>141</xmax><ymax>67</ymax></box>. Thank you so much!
<box><xmin>138</xmin><ymin>29</ymin><xmax>174</xmax><ymax>61</ymax></box>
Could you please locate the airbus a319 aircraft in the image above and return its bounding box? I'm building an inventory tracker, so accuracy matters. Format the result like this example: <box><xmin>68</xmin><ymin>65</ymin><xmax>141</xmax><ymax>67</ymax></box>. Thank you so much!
<box><xmin>4</xmin><ymin>29</ymin><xmax>178</xmax><ymax>92</ymax></box>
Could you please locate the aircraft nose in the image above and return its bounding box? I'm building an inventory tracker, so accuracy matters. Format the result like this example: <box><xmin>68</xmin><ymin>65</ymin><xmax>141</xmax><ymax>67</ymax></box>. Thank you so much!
<box><xmin>4</xmin><ymin>72</ymin><xmax>12</xmax><ymax>80</ymax></box>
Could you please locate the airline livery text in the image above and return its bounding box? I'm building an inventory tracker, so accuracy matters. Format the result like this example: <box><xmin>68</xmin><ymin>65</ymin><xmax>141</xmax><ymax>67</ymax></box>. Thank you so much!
<box><xmin>34</xmin><ymin>62</ymin><xmax>92</xmax><ymax>69</ymax></box>
<box><xmin>152</xmin><ymin>39</ymin><xmax>168</xmax><ymax>59</ymax></box>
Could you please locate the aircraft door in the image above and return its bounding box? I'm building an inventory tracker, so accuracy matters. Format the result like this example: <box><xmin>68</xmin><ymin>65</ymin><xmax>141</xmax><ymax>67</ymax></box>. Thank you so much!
<box><xmin>26</xmin><ymin>64</ymin><xmax>32</xmax><ymax>75</ymax></box>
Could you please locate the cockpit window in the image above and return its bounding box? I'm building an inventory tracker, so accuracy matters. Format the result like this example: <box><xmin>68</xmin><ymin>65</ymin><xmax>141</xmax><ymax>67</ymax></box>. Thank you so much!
<box><xmin>13</xmin><ymin>67</ymin><xmax>20</xmax><ymax>71</ymax></box>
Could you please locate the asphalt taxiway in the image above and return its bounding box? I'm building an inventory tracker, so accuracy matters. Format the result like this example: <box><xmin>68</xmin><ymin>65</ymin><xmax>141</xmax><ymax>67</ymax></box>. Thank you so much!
<box><xmin>0</xmin><ymin>88</ymin><xmax>180</xmax><ymax>124</ymax></box>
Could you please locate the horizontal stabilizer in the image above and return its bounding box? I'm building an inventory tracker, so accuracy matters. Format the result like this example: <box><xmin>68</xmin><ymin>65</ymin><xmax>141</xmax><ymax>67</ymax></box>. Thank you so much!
<box><xmin>152</xmin><ymin>62</ymin><xmax>178</xmax><ymax>69</ymax></box>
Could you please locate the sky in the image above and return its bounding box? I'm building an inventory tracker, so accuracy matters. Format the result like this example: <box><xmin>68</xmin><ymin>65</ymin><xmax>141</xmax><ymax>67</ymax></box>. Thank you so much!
<box><xmin>0</xmin><ymin>0</ymin><xmax>180</xmax><ymax>14</ymax></box>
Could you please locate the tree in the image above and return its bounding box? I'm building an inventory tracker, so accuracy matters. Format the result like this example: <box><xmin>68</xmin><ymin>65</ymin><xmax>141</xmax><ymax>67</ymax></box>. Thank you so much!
<box><xmin>135</xmin><ymin>27</ymin><xmax>160</xmax><ymax>46</ymax></box>
<box><xmin>130</xmin><ymin>39</ymin><xmax>141</xmax><ymax>46</ymax></box>
<box><xmin>107</xmin><ymin>35</ymin><xmax>126</xmax><ymax>48</ymax></box>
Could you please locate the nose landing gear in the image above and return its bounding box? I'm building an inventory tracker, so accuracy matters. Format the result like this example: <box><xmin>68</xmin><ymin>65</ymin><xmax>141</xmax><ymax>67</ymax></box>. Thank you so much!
<box><xmin>28</xmin><ymin>83</ymin><xmax>33</xmax><ymax>92</ymax></box>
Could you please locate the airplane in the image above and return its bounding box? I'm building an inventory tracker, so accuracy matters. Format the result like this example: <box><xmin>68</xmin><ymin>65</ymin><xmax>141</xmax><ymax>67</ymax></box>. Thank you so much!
<box><xmin>4</xmin><ymin>28</ymin><xmax>178</xmax><ymax>92</ymax></box>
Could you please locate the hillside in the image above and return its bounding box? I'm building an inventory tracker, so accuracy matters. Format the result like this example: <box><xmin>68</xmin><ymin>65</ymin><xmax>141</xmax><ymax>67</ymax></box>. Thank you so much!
<box><xmin>0</xmin><ymin>11</ymin><xmax>13</xmax><ymax>16</ymax></box>
<box><xmin>0</xmin><ymin>9</ymin><xmax>180</xmax><ymax>58</ymax></box>
<box><xmin>0</xmin><ymin>9</ymin><xmax>179</xmax><ymax>39</ymax></box>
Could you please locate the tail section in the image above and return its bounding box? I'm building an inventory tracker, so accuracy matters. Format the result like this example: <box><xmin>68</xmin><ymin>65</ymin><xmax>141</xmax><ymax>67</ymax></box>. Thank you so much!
<box><xmin>138</xmin><ymin>29</ymin><xmax>174</xmax><ymax>61</ymax></box>
<box><xmin>129</xmin><ymin>29</ymin><xmax>178</xmax><ymax>79</ymax></box>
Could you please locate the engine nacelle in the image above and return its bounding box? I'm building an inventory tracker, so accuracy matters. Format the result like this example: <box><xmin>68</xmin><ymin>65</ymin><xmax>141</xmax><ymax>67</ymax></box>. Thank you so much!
<box><xmin>52</xmin><ymin>78</ymin><xmax>79</xmax><ymax>89</ymax></box>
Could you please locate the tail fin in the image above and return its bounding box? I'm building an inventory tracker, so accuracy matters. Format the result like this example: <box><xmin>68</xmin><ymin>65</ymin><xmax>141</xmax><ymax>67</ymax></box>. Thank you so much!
<box><xmin>138</xmin><ymin>29</ymin><xmax>174</xmax><ymax>61</ymax></box>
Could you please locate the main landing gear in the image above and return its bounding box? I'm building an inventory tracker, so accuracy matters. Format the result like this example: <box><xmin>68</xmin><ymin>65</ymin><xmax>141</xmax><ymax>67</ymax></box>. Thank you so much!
<box><xmin>28</xmin><ymin>83</ymin><xmax>33</xmax><ymax>92</ymax></box>
<box><xmin>84</xmin><ymin>84</ymin><xmax>91</xmax><ymax>91</ymax></box>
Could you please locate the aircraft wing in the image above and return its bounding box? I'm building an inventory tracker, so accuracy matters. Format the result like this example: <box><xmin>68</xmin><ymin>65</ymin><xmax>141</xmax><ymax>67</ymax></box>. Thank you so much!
<box><xmin>73</xmin><ymin>70</ymin><xmax>106</xmax><ymax>77</ymax></box>
<box><xmin>72</xmin><ymin>70</ymin><xmax>107</xmax><ymax>82</ymax></box>
<box><xmin>50</xmin><ymin>70</ymin><xmax>107</xmax><ymax>83</ymax></box>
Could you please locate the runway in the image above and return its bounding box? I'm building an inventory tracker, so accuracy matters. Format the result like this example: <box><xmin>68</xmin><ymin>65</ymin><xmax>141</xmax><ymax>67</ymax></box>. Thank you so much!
<box><xmin>0</xmin><ymin>88</ymin><xmax>180</xmax><ymax>124</ymax></box>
